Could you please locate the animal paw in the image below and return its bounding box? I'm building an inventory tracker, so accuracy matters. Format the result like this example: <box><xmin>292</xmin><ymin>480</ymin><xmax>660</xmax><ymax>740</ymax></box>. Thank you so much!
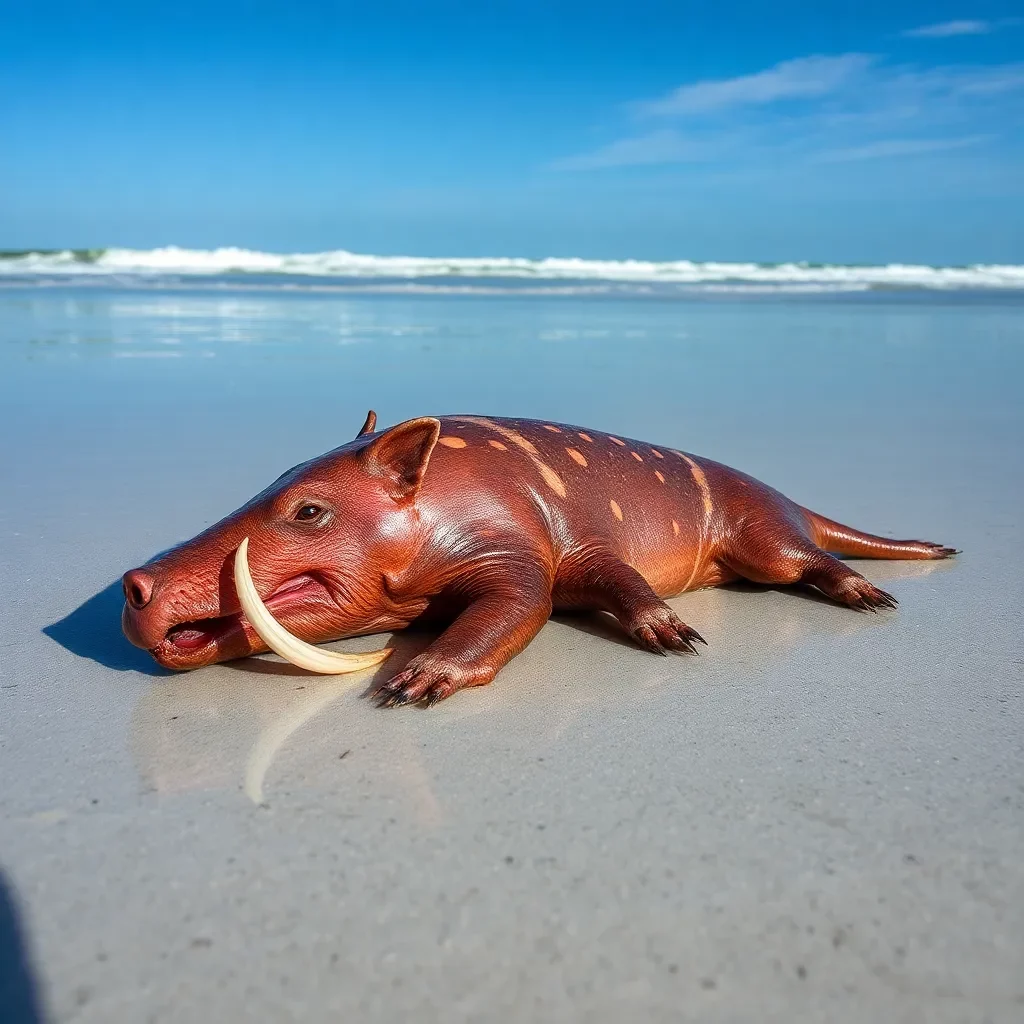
<box><xmin>627</xmin><ymin>605</ymin><xmax>706</xmax><ymax>656</ymax></box>
<box><xmin>920</xmin><ymin>542</ymin><xmax>959</xmax><ymax>559</ymax></box>
<box><xmin>372</xmin><ymin>657</ymin><xmax>493</xmax><ymax>708</ymax></box>
<box><xmin>834</xmin><ymin>577</ymin><xmax>898</xmax><ymax>612</ymax></box>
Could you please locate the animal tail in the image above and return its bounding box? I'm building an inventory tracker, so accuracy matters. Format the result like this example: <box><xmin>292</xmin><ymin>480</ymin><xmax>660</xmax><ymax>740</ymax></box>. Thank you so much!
<box><xmin>802</xmin><ymin>509</ymin><xmax>958</xmax><ymax>560</ymax></box>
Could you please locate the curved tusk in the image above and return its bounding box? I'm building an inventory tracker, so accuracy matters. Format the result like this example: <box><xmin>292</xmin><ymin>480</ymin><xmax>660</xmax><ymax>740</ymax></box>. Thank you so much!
<box><xmin>233</xmin><ymin>537</ymin><xmax>391</xmax><ymax>674</ymax></box>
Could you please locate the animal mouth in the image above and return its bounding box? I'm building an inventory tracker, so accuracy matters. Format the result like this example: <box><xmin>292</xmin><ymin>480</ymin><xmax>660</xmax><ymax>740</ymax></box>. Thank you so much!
<box><xmin>165</xmin><ymin>619</ymin><xmax>233</xmax><ymax>651</ymax></box>
<box><xmin>230</xmin><ymin>537</ymin><xmax>390</xmax><ymax>674</ymax></box>
<box><xmin>156</xmin><ymin>574</ymin><xmax>329</xmax><ymax>658</ymax></box>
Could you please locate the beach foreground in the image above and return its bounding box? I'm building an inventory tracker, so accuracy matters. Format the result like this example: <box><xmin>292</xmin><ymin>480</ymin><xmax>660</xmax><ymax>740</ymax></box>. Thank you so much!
<box><xmin>1</xmin><ymin>286</ymin><xmax>1022</xmax><ymax>1022</ymax></box>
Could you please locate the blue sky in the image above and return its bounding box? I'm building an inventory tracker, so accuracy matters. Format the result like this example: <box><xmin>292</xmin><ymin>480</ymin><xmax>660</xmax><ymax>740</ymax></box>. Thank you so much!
<box><xmin>1</xmin><ymin>1</ymin><xmax>1022</xmax><ymax>263</ymax></box>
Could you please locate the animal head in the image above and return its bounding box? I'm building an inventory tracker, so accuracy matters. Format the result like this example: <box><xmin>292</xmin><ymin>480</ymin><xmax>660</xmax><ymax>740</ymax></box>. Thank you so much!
<box><xmin>121</xmin><ymin>414</ymin><xmax>440</xmax><ymax>670</ymax></box>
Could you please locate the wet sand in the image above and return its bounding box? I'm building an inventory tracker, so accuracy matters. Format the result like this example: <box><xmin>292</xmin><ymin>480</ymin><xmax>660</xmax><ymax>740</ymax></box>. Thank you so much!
<box><xmin>1</xmin><ymin>287</ymin><xmax>1022</xmax><ymax>1022</ymax></box>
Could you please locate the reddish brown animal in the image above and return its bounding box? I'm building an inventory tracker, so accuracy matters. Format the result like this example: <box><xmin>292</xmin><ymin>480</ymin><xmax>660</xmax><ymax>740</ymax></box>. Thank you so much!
<box><xmin>122</xmin><ymin>412</ymin><xmax>955</xmax><ymax>706</ymax></box>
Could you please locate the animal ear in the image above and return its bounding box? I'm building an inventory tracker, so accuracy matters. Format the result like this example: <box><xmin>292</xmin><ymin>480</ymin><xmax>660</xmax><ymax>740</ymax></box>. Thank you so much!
<box><xmin>360</xmin><ymin>417</ymin><xmax>440</xmax><ymax>501</ymax></box>
<box><xmin>356</xmin><ymin>409</ymin><xmax>377</xmax><ymax>437</ymax></box>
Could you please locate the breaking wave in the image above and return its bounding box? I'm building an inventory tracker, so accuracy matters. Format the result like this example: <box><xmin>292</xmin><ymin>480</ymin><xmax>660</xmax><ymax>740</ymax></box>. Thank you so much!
<box><xmin>2</xmin><ymin>246</ymin><xmax>1023</xmax><ymax>291</ymax></box>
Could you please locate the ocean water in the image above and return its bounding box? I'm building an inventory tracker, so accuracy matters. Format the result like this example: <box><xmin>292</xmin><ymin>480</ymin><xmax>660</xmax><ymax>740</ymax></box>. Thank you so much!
<box><xmin>2</xmin><ymin>277</ymin><xmax>1021</xmax><ymax>561</ymax></box>
<box><xmin>3</xmin><ymin>277</ymin><xmax>1022</xmax><ymax>455</ymax></box>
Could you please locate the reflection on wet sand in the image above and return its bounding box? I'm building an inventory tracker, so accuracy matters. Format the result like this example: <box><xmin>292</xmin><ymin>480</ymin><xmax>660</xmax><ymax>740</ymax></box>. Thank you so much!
<box><xmin>242</xmin><ymin>671</ymin><xmax>366</xmax><ymax>806</ymax></box>
<box><xmin>130</xmin><ymin>558</ymin><xmax>957</xmax><ymax>812</ymax></box>
<box><xmin>130</xmin><ymin>632</ymin><xmax>438</xmax><ymax>807</ymax></box>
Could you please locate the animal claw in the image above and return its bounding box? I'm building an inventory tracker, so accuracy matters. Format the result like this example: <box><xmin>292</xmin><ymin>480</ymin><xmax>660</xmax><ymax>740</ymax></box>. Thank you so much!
<box><xmin>635</xmin><ymin>625</ymin><xmax>666</xmax><ymax>655</ymax></box>
<box><xmin>372</xmin><ymin>662</ymin><xmax>465</xmax><ymax>708</ymax></box>
<box><xmin>662</xmin><ymin>631</ymin><xmax>697</xmax><ymax>655</ymax></box>
<box><xmin>841</xmin><ymin>580</ymin><xmax>898</xmax><ymax>613</ymax></box>
<box><xmin>631</xmin><ymin>608</ymin><xmax>705</xmax><ymax>658</ymax></box>
<box><xmin>372</xmin><ymin>670</ymin><xmax>416</xmax><ymax>707</ymax></box>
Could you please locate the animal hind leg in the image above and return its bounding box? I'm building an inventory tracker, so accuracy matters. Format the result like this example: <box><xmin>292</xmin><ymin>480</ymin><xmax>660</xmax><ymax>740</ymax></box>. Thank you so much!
<box><xmin>724</xmin><ymin>521</ymin><xmax>898</xmax><ymax>611</ymax></box>
<box><xmin>800</xmin><ymin>553</ymin><xmax>898</xmax><ymax>610</ymax></box>
<box><xmin>805</xmin><ymin>510</ymin><xmax>957</xmax><ymax>560</ymax></box>
<box><xmin>555</xmin><ymin>547</ymin><xmax>706</xmax><ymax>654</ymax></box>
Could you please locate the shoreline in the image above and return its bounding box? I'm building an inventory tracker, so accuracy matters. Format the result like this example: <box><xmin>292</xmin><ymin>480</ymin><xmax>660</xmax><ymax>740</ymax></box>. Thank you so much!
<box><xmin>4</xmin><ymin>275</ymin><xmax>1024</xmax><ymax>301</ymax></box>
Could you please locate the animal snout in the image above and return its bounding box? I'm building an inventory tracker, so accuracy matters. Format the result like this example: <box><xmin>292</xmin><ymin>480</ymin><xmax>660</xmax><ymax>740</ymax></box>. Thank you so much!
<box><xmin>122</xmin><ymin>569</ymin><xmax>155</xmax><ymax>610</ymax></box>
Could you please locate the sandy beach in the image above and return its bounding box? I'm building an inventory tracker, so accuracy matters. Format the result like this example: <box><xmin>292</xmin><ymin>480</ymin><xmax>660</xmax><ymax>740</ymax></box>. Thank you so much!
<box><xmin>1</xmin><ymin>284</ymin><xmax>1022</xmax><ymax>1022</ymax></box>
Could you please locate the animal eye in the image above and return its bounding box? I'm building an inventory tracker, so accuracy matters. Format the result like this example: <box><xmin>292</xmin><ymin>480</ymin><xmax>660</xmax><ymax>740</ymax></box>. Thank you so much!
<box><xmin>294</xmin><ymin>504</ymin><xmax>323</xmax><ymax>522</ymax></box>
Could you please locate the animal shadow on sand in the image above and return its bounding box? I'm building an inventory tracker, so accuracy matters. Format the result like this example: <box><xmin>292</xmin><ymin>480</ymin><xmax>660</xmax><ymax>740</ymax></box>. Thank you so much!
<box><xmin>43</xmin><ymin>578</ymin><xmax>172</xmax><ymax>676</ymax></box>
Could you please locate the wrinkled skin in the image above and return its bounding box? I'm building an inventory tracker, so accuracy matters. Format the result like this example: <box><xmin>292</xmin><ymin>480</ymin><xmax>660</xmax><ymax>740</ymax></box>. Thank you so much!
<box><xmin>123</xmin><ymin>411</ymin><xmax>956</xmax><ymax>706</ymax></box>
<box><xmin>122</xmin><ymin>413</ymin><xmax>439</xmax><ymax>672</ymax></box>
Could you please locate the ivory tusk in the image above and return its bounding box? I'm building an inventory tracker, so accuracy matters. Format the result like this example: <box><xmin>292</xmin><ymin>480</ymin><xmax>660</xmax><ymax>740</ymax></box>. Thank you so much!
<box><xmin>233</xmin><ymin>537</ymin><xmax>391</xmax><ymax>674</ymax></box>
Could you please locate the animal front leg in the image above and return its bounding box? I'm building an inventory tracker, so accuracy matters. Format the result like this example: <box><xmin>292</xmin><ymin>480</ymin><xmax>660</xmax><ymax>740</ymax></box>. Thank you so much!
<box><xmin>555</xmin><ymin>548</ymin><xmax>705</xmax><ymax>655</ymax></box>
<box><xmin>373</xmin><ymin>577</ymin><xmax>553</xmax><ymax>707</ymax></box>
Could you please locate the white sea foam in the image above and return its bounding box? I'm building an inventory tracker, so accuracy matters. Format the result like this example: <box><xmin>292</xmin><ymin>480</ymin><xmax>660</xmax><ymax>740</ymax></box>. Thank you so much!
<box><xmin>2</xmin><ymin>246</ymin><xmax>1023</xmax><ymax>290</ymax></box>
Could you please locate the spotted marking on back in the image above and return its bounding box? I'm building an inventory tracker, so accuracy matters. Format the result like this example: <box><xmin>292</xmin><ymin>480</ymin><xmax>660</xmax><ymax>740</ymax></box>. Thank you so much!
<box><xmin>631</xmin><ymin>451</ymin><xmax>643</xmax><ymax>462</ymax></box>
<box><xmin>609</xmin><ymin>437</ymin><xmax>626</xmax><ymax>446</ymax></box>
<box><xmin>651</xmin><ymin>449</ymin><xmax>664</xmax><ymax>459</ymax></box>
<box><xmin>609</xmin><ymin>499</ymin><xmax>623</xmax><ymax>521</ymax></box>
<box><xmin>438</xmin><ymin>436</ymin><xmax>467</xmax><ymax>449</ymax></box>
<box><xmin>451</xmin><ymin>416</ymin><xmax>566</xmax><ymax>498</ymax></box>
<box><xmin>655</xmin><ymin>470</ymin><xmax>665</xmax><ymax>484</ymax></box>
<box><xmin>679</xmin><ymin>453</ymin><xmax>714</xmax><ymax>590</ymax></box>
<box><xmin>680</xmin><ymin>454</ymin><xmax>714</xmax><ymax>519</ymax></box>
<box><xmin>578</xmin><ymin>432</ymin><xmax>593</xmax><ymax>442</ymax></box>
<box><xmin>488</xmin><ymin>439</ymin><xmax>508</xmax><ymax>451</ymax></box>
<box><xmin>537</xmin><ymin>464</ymin><xmax>567</xmax><ymax>497</ymax></box>
<box><xmin>566</xmin><ymin>448</ymin><xmax>587</xmax><ymax>467</ymax></box>
<box><xmin>672</xmin><ymin>519</ymin><xmax>680</xmax><ymax>536</ymax></box>
<box><xmin>543</xmin><ymin>424</ymin><xmax>562</xmax><ymax>433</ymax></box>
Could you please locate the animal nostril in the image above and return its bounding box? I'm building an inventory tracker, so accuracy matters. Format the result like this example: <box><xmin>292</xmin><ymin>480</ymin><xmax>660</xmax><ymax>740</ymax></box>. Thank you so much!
<box><xmin>122</xmin><ymin>570</ymin><xmax>154</xmax><ymax>610</ymax></box>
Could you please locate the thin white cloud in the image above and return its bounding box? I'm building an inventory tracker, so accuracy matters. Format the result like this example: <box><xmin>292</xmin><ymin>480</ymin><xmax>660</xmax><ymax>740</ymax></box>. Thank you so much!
<box><xmin>552</xmin><ymin>52</ymin><xmax>1024</xmax><ymax>172</ymax></box>
<box><xmin>636</xmin><ymin>54</ymin><xmax>873</xmax><ymax>117</ymax></box>
<box><xmin>817</xmin><ymin>134</ymin><xmax>992</xmax><ymax>162</ymax></box>
<box><xmin>551</xmin><ymin>130</ymin><xmax>716</xmax><ymax>170</ymax></box>
<box><xmin>947</xmin><ymin>63</ymin><xmax>1024</xmax><ymax>96</ymax></box>
<box><xmin>903</xmin><ymin>20</ymin><xmax>991</xmax><ymax>39</ymax></box>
